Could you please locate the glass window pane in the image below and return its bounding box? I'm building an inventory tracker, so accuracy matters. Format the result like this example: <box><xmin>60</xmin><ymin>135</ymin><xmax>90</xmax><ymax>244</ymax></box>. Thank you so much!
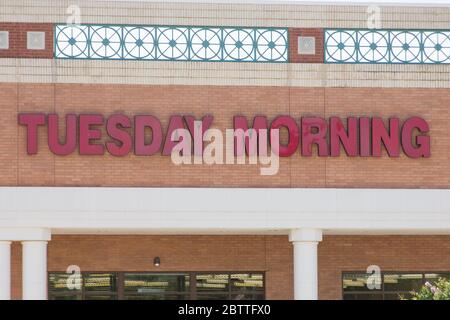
<box><xmin>48</xmin><ymin>273</ymin><xmax>82</xmax><ymax>293</ymax></box>
<box><xmin>197</xmin><ymin>293</ymin><xmax>230</xmax><ymax>300</ymax></box>
<box><xmin>343</xmin><ymin>273</ymin><xmax>381</xmax><ymax>292</ymax></box>
<box><xmin>384</xmin><ymin>292</ymin><xmax>412</xmax><ymax>300</ymax></box>
<box><xmin>124</xmin><ymin>273</ymin><xmax>190</xmax><ymax>296</ymax></box>
<box><xmin>84</xmin><ymin>273</ymin><xmax>117</xmax><ymax>292</ymax></box>
<box><xmin>424</xmin><ymin>273</ymin><xmax>450</xmax><ymax>282</ymax></box>
<box><xmin>231</xmin><ymin>293</ymin><xmax>264</xmax><ymax>300</ymax></box>
<box><xmin>383</xmin><ymin>274</ymin><xmax>423</xmax><ymax>292</ymax></box>
<box><xmin>84</xmin><ymin>294</ymin><xmax>118</xmax><ymax>300</ymax></box>
<box><xmin>124</xmin><ymin>293</ymin><xmax>190</xmax><ymax>300</ymax></box>
<box><xmin>84</xmin><ymin>294</ymin><xmax>117</xmax><ymax>300</ymax></box>
<box><xmin>230</xmin><ymin>273</ymin><xmax>264</xmax><ymax>292</ymax></box>
<box><xmin>49</xmin><ymin>294</ymin><xmax>82</xmax><ymax>300</ymax></box>
<box><xmin>343</xmin><ymin>293</ymin><xmax>383</xmax><ymax>300</ymax></box>
<box><xmin>196</xmin><ymin>274</ymin><xmax>229</xmax><ymax>292</ymax></box>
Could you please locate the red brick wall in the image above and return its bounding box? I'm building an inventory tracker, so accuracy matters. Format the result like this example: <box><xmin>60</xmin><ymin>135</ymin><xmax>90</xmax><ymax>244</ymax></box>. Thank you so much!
<box><xmin>319</xmin><ymin>235</ymin><xmax>450</xmax><ymax>299</ymax></box>
<box><xmin>289</xmin><ymin>28</ymin><xmax>324</xmax><ymax>63</ymax></box>
<box><xmin>0</xmin><ymin>23</ymin><xmax>53</xmax><ymax>58</ymax></box>
<box><xmin>1</xmin><ymin>83</ymin><xmax>448</xmax><ymax>188</ymax></box>
<box><xmin>3</xmin><ymin>84</ymin><xmax>449</xmax><ymax>299</ymax></box>
<box><xmin>9</xmin><ymin>235</ymin><xmax>450</xmax><ymax>300</ymax></box>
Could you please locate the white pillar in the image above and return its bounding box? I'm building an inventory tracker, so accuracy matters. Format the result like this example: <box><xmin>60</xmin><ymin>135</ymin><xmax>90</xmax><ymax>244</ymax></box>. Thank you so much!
<box><xmin>289</xmin><ymin>228</ymin><xmax>322</xmax><ymax>300</ymax></box>
<box><xmin>22</xmin><ymin>241</ymin><xmax>48</xmax><ymax>300</ymax></box>
<box><xmin>0</xmin><ymin>241</ymin><xmax>11</xmax><ymax>300</ymax></box>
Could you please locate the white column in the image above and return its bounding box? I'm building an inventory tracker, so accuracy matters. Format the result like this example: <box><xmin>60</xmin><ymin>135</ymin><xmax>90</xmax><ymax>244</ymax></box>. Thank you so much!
<box><xmin>289</xmin><ymin>228</ymin><xmax>322</xmax><ymax>300</ymax></box>
<box><xmin>0</xmin><ymin>241</ymin><xmax>11</xmax><ymax>300</ymax></box>
<box><xmin>22</xmin><ymin>241</ymin><xmax>48</xmax><ymax>300</ymax></box>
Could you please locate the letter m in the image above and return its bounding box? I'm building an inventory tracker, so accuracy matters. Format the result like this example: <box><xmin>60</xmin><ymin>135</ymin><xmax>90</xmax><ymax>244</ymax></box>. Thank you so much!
<box><xmin>233</xmin><ymin>116</ymin><xmax>268</xmax><ymax>156</ymax></box>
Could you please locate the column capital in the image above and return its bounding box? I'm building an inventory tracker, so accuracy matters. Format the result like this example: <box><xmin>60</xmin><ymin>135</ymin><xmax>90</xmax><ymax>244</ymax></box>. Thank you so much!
<box><xmin>21</xmin><ymin>240</ymin><xmax>48</xmax><ymax>244</ymax></box>
<box><xmin>289</xmin><ymin>228</ymin><xmax>322</xmax><ymax>243</ymax></box>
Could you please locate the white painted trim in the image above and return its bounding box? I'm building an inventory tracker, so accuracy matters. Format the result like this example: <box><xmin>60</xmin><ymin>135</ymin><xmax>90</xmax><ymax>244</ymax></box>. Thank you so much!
<box><xmin>0</xmin><ymin>187</ymin><xmax>449</xmax><ymax>235</ymax></box>
<box><xmin>289</xmin><ymin>228</ymin><xmax>322</xmax><ymax>242</ymax></box>
<box><xmin>0</xmin><ymin>228</ymin><xmax>51</xmax><ymax>241</ymax></box>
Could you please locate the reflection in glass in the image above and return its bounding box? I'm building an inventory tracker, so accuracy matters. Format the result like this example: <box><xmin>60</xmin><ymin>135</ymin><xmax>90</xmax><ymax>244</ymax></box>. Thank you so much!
<box><xmin>343</xmin><ymin>293</ymin><xmax>383</xmax><ymax>300</ymax></box>
<box><xmin>125</xmin><ymin>273</ymin><xmax>189</xmax><ymax>292</ymax></box>
<box><xmin>197</xmin><ymin>293</ymin><xmax>230</xmax><ymax>300</ymax></box>
<box><xmin>230</xmin><ymin>273</ymin><xmax>264</xmax><ymax>292</ymax></box>
<box><xmin>383</xmin><ymin>274</ymin><xmax>423</xmax><ymax>292</ymax></box>
<box><xmin>49</xmin><ymin>272</ymin><xmax>265</xmax><ymax>300</ymax></box>
<box><xmin>342</xmin><ymin>272</ymin><xmax>450</xmax><ymax>300</ymax></box>
<box><xmin>84</xmin><ymin>273</ymin><xmax>117</xmax><ymax>292</ymax></box>
<box><xmin>424</xmin><ymin>273</ymin><xmax>450</xmax><ymax>282</ymax></box>
<box><xmin>48</xmin><ymin>294</ymin><xmax>82</xmax><ymax>300</ymax></box>
<box><xmin>48</xmin><ymin>273</ymin><xmax>82</xmax><ymax>293</ymax></box>
<box><xmin>342</xmin><ymin>273</ymin><xmax>380</xmax><ymax>292</ymax></box>
<box><xmin>196</xmin><ymin>274</ymin><xmax>229</xmax><ymax>292</ymax></box>
<box><xmin>231</xmin><ymin>293</ymin><xmax>264</xmax><ymax>300</ymax></box>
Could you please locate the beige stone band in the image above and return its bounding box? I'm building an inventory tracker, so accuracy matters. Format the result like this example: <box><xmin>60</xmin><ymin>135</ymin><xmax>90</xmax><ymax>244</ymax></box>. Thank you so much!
<box><xmin>1</xmin><ymin>0</ymin><xmax>450</xmax><ymax>29</ymax></box>
<box><xmin>0</xmin><ymin>58</ymin><xmax>449</xmax><ymax>88</ymax></box>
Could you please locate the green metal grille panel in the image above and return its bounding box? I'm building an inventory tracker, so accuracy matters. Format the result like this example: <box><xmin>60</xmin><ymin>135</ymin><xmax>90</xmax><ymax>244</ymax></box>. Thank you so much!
<box><xmin>325</xmin><ymin>29</ymin><xmax>450</xmax><ymax>64</ymax></box>
<box><xmin>55</xmin><ymin>24</ymin><xmax>288</xmax><ymax>63</ymax></box>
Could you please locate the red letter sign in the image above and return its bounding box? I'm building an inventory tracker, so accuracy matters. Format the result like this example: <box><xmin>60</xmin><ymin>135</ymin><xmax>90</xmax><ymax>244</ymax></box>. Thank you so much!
<box><xmin>270</xmin><ymin>116</ymin><xmax>299</xmax><ymax>157</ymax></box>
<box><xmin>301</xmin><ymin>117</ymin><xmax>328</xmax><ymax>156</ymax></box>
<box><xmin>48</xmin><ymin>114</ymin><xmax>77</xmax><ymax>155</ymax></box>
<box><xmin>134</xmin><ymin>115</ymin><xmax>163</xmax><ymax>156</ymax></box>
<box><xmin>401</xmin><ymin>117</ymin><xmax>430</xmax><ymax>158</ymax></box>
<box><xmin>18</xmin><ymin>113</ymin><xmax>46</xmax><ymax>155</ymax></box>
<box><xmin>330</xmin><ymin>117</ymin><xmax>358</xmax><ymax>157</ymax></box>
<box><xmin>372</xmin><ymin>117</ymin><xmax>400</xmax><ymax>157</ymax></box>
<box><xmin>79</xmin><ymin>114</ymin><xmax>104</xmax><ymax>155</ymax></box>
<box><xmin>106</xmin><ymin>114</ymin><xmax>132</xmax><ymax>157</ymax></box>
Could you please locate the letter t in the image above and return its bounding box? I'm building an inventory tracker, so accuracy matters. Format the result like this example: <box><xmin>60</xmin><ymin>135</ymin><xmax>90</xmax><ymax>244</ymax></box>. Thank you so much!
<box><xmin>18</xmin><ymin>113</ymin><xmax>46</xmax><ymax>154</ymax></box>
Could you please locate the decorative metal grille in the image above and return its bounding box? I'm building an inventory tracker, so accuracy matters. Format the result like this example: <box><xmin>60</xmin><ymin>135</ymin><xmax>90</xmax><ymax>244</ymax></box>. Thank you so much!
<box><xmin>55</xmin><ymin>24</ymin><xmax>288</xmax><ymax>63</ymax></box>
<box><xmin>325</xmin><ymin>29</ymin><xmax>450</xmax><ymax>64</ymax></box>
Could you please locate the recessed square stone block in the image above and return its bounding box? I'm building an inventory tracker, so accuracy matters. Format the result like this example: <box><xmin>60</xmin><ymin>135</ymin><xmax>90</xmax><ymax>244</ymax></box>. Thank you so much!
<box><xmin>0</xmin><ymin>31</ymin><xmax>9</xmax><ymax>49</ymax></box>
<box><xmin>27</xmin><ymin>31</ymin><xmax>46</xmax><ymax>50</ymax></box>
<box><xmin>298</xmin><ymin>36</ymin><xmax>315</xmax><ymax>55</ymax></box>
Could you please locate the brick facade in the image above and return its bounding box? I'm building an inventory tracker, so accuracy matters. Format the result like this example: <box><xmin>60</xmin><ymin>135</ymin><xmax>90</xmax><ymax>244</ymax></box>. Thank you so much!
<box><xmin>1</xmin><ymin>83</ymin><xmax>448</xmax><ymax>188</ymax></box>
<box><xmin>0</xmin><ymin>23</ymin><xmax>53</xmax><ymax>59</ymax></box>
<box><xmin>288</xmin><ymin>28</ymin><xmax>324</xmax><ymax>63</ymax></box>
<box><xmin>1</xmin><ymin>1</ymin><xmax>450</xmax><ymax>301</ymax></box>
<box><xmin>8</xmin><ymin>235</ymin><xmax>450</xmax><ymax>300</ymax></box>
<box><xmin>3</xmin><ymin>83</ymin><xmax>449</xmax><ymax>299</ymax></box>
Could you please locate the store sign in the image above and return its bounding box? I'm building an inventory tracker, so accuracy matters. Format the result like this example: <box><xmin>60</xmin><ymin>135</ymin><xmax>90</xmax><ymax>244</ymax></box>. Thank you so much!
<box><xmin>18</xmin><ymin>113</ymin><xmax>430</xmax><ymax>158</ymax></box>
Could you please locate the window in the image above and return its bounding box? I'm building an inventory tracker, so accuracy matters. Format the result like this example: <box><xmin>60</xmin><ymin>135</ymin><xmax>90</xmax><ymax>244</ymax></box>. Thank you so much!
<box><xmin>124</xmin><ymin>273</ymin><xmax>190</xmax><ymax>300</ymax></box>
<box><xmin>48</xmin><ymin>272</ymin><xmax>117</xmax><ymax>300</ymax></box>
<box><xmin>196</xmin><ymin>273</ymin><xmax>264</xmax><ymax>300</ymax></box>
<box><xmin>48</xmin><ymin>273</ymin><xmax>82</xmax><ymax>300</ymax></box>
<box><xmin>49</xmin><ymin>272</ymin><xmax>265</xmax><ymax>300</ymax></box>
<box><xmin>342</xmin><ymin>272</ymin><xmax>450</xmax><ymax>300</ymax></box>
<box><xmin>83</xmin><ymin>273</ymin><xmax>118</xmax><ymax>300</ymax></box>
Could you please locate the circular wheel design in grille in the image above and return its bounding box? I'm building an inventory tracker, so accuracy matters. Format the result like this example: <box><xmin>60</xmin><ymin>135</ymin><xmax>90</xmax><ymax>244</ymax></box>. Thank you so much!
<box><xmin>157</xmin><ymin>27</ymin><xmax>189</xmax><ymax>60</ymax></box>
<box><xmin>223</xmin><ymin>29</ymin><xmax>254</xmax><ymax>61</ymax></box>
<box><xmin>357</xmin><ymin>31</ymin><xmax>389</xmax><ymax>63</ymax></box>
<box><xmin>123</xmin><ymin>27</ymin><xmax>155</xmax><ymax>59</ymax></box>
<box><xmin>325</xmin><ymin>30</ymin><xmax>357</xmax><ymax>62</ymax></box>
<box><xmin>422</xmin><ymin>32</ymin><xmax>450</xmax><ymax>63</ymax></box>
<box><xmin>190</xmin><ymin>28</ymin><xmax>221</xmax><ymax>60</ymax></box>
<box><xmin>90</xmin><ymin>26</ymin><xmax>122</xmax><ymax>58</ymax></box>
<box><xmin>256</xmin><ymin>29</ymin><xmax>287</xmax><ymax>62</ymax></box>
<box><xmin>390</xmin><ymin>31</ymin><xmax>421</xmax><ymax>63</ymax></box>
<box><xmin>56</xmin><ymin>25</ymin><xmax>88</xmax><ymax>58</ymax></box>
